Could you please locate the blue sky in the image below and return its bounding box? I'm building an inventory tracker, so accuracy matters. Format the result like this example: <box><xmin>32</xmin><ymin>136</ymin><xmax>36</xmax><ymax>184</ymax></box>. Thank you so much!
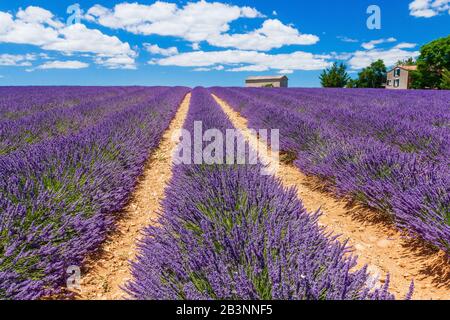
<box><xmin>0</xmin><ymin>0</ymin><xmax>448</xmax><ymax>87</ymax></box>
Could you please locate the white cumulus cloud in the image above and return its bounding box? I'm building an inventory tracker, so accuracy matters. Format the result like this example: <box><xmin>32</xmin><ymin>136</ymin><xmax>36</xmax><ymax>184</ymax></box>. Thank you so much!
<box><xmin>228</xmin><ymin>65</ymin><xmax>270</xmax><ymax>72</ymax></box>
<box><xmin>0</xmin><ymin>9</ymin><xmax>59</xmax><ymax>46</ymax></box>
<box><xmin>152</xmin><ymin>49</ymin><xmax>331</xmax><ymax>72</ymax></box>
<box><xmin>0</xmin><ymin>53</ymin><xmax>38</xmax><ymax>66</ymax></box>
<box><xmin>348</xmin><ymin>46</ymin><xmax>420</xmax><ymax>70</ymax></box>
<box><xmin>36</xmin><ymin>60</ymin><xmax>89</xmax><ymax>69</ymax></box>
<box><xmin>394</xmin><ymin>42</ymin><xmax>418</xmax><ymax>49</ymax></box>
<box><xmin>193</xmin><ymin>65</ymin><xmax>225</xmax><ymax>71</ymax></box>
<box><xmin>361</xmin><ymin>37</ymin><xmax>397</xmax><ymax>50</ymax></box>
<box><xmin>144</xmin><ymin>43</ymin><xmax>178</xmax><ymax>56</ymax></box>
<box><xmin>85</xmin><ymin>1</ymin><xmax>318</xmax><ymax>51</ymax></box>
<box><xmin>0</xmin><ymin>6</ymin><xmax>137</xmax><ymax>69</ymax></box>
<box><xmin>43</xmin><ymin>24</ymin><xmax>136</xmax><ymax>59</ymax></box>
<box><xmin>337</xmin><ymin>36</ymin><xmax>359</xmax><ymax>43</ymax></box>
<box><xmin>85</xmin><ymin>1</ymin><xmax>262</xmax><ymax>42</ymax></box>
<box><xmin>409</xmin><ymin>0</ymin><xmax>450</xmax><ymax>17</ymax></box>
<box><xmin>207</xmin><ymin>19</ymin><xmax>319</xmax><ymax>50</ymax></box>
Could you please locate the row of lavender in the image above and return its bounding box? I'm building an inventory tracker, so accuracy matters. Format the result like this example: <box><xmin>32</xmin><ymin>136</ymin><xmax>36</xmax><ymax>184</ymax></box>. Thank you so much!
<box><xmin>0</xmin><ymin>87</ymin><xmax>133</xmax><ymax>122</ymax></box>
<box><xmin>0</xmin><ymin>87</ymin><xmax>170</xmax><ymax>155</ymax></box>
<box><xmin>126</xmin><ymin>87</ymin><xmax>404</xmax><ymax>300</ymax></box>
<box><xmin>210</xmin><ymin>87</ymin><xmax>450</xmax><ymax>253</ymax></box>
<box><xmin>0</xmin><ymin>87</ymin><xmax>189</xmax><ymax>299</ymax></box>
<box><xmin>230</xmin><ymin>88</ymin><xmax>449</xmax><ymax>163</ymax></box>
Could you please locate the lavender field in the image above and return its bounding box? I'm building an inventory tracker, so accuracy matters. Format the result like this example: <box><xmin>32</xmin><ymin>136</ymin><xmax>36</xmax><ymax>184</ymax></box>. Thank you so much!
<box><xmin>126</xmin><ymin>87</ymin><xmax>401</xmax><ymax>300</ymax></box>
<box><xmin>0</xmin><ymin>87</ymin><xmax>190</xmax><ymax>299</ymax></box>
<box><xmin>211</xmin><ymin>87</ymin><xmax>450</xmax><ymax>253</ymax></box>
<box><xmin>0</xmin><ymin>86</ymin><xmax>448</xmax><ymax>300</ymax></box>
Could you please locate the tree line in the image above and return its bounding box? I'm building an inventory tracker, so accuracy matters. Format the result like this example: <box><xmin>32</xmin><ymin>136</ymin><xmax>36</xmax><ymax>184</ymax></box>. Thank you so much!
<box><xmin>320</xmin><ymin>35</ymin><xmax>450</xmax><ymax>90</ymax></box>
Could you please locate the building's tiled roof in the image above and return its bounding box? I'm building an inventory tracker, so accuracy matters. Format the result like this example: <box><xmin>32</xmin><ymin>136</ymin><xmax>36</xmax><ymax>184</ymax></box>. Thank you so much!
<box><xmin>246</xmin><ymin>75</ymin><xmax>288</xmax><ymax>81</ymax></box>
<box><xmin>400</xmin><ymin>65</ymin><xmax>418</xmax><ymax>71</ymax></box>
<box><xmin>388</xmin><ymin>65</ymin><xmax>418</xmax><ymax>72</ymax></box>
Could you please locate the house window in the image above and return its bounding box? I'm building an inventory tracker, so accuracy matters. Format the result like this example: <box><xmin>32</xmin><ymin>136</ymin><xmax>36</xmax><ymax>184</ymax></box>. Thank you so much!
<box><xmin>394</xmin><ymin>79</ymin><xmax>400</xmax><ymax>87</ymax></box>
<box><xmin>387</xmin><ymin>80</ymin><xmax>392</xmax><ymax>86</ymax></box>
<box><xmin>395</xmin><ymin>68</ymin><xmax>401</xmax><ymax>77</ymax></box>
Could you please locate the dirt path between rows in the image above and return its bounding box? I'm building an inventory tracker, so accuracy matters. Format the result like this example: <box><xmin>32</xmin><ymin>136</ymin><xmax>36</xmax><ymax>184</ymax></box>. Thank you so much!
<box><xmin>74</xmin><ymin>93</ymin><xmax>191</xmax><ymax>300</ymax></box>
<box><xmin>213</xmin><ymin>94</ymin><xmax>449</xmax><ymax>300</ymax></box>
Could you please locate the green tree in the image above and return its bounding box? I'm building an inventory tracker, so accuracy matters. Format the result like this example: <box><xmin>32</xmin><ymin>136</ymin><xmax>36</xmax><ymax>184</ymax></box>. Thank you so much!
<box><xmin>356</xmin><ymin>59</ymin><xmax>387</xmax><ymax>88</ymax></box>
<box><xmin>320</xmin><ymin>62</ymin><xmax>350</xmax><ymax>87</ymax></box>
<box><xmin>396</xmin><ymin>57</ymin><xmax>416</xmax><ymax>66</ymax></box>
<box><xmin>409</xmin><ymin>70</ymin><xmax>423</xmax><ymax>89</ymax></box>
<box><xmin>440</xmin><ymin>68</ymin><xmax>450</xmax><ymax>90</ymax></box>
<box><xmin>346</xmin><ymin>79</ymin><xmax>359</xmax><ymax>88</ymax></box>
<box><xmin>415</xmin><ymin>35</ymin><xmax>450</xmax><ymax>89</ymax></box>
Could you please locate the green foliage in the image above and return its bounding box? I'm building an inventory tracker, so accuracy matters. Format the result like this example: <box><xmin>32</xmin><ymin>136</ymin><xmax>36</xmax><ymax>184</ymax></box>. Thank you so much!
<box><xmin>249</xmin><ymin>266</ymin><xmax>272</xmax><ymax>299</ymax></box>
<box><xmin>440</xmin><ymin>68</ymin><xmax>450</xmax><ymax>90</ymax></box>
<box><xmin>408</xmin><ymin>70</ymin><xmax>423</xmax><ymax>89</ymax></box>
<box><xmin>396</xmin><ymin>57</ymin><xmax>416</xmax><ymax>66</ymax></box>
<box><xmin>345</xmin><ymin>79</ymin><xmax>359</xmax><ymax>88</ymax></box>
<box><xmin>415</xmin><ymin>35</ymin><xmax>450</xmax><ymax>89</ymax></box>
<box><xmin>320</xmin><ymin>62</ymin><xmax>350</xmax><ymax>88</ymax></box>
<box><xmin>355</xmin><ymin>59</ymin><xmax>387</xmax><ymax>88</ymax></box>
<box><xmin>189</xmin><ymin>272</ymin><xmax>216</xmax><ymax>298</ymax></box>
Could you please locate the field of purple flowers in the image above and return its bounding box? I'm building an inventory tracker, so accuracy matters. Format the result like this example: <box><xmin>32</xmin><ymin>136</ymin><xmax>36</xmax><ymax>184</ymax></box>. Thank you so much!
<box><xmin>210</xmin><ymin>87</ymin><xmax>450</xmax><ymax>254</ymax></box>
<box><xmin>0</xmin><ymin>86</ymin><xmax>189</xmax><ymax>299</ymax></box>
<box><xmin>126</xmin><ymin>87</ymin><xmax>405</xmax><ymax>300</ymax></box>
<box><xmin>2</xmin><ymin>86</ymin><xmax>444</xmax><ymax>300</ymax></box>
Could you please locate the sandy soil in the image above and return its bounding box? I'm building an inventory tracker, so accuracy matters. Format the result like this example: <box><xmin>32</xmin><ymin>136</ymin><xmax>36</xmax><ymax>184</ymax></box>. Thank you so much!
<box><xmin>213</xmin><ymin>94</ymin><xmax>449</xmax><ymax>300</ymax></box>
<box><xmin>73</xmin><ymin>93</ymin><xmax>191</xmax><ymax>300</ymax></box>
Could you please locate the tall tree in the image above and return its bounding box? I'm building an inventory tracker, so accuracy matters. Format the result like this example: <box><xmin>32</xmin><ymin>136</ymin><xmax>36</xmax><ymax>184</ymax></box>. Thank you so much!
<box><xmin>415</xmin><ymin>35</ymin><xmax>450</xmax><ymax>89</ymax></box>
<box><xmin>409</xmin><ymin>69</ymin><xmax>423</xmax><ymax>89</ymax></box>
<box><xmin>396</xmin><ymin>57</ymin><xmax>416</xmax><ymax>66</ymax></box>
<box><xmin>346</xmin><ymin>79</ymin><xmax>359</xmax><ymax>88</ymax></box>
<box><xmin>320</xmin><ymin>62</ymin><xmax>350</xmax><ymax>88</ymax></box>
<box><xmin>356</xmin><ymin>59</ymin><xmax>387</xmax><ymax>88</ymax></box>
